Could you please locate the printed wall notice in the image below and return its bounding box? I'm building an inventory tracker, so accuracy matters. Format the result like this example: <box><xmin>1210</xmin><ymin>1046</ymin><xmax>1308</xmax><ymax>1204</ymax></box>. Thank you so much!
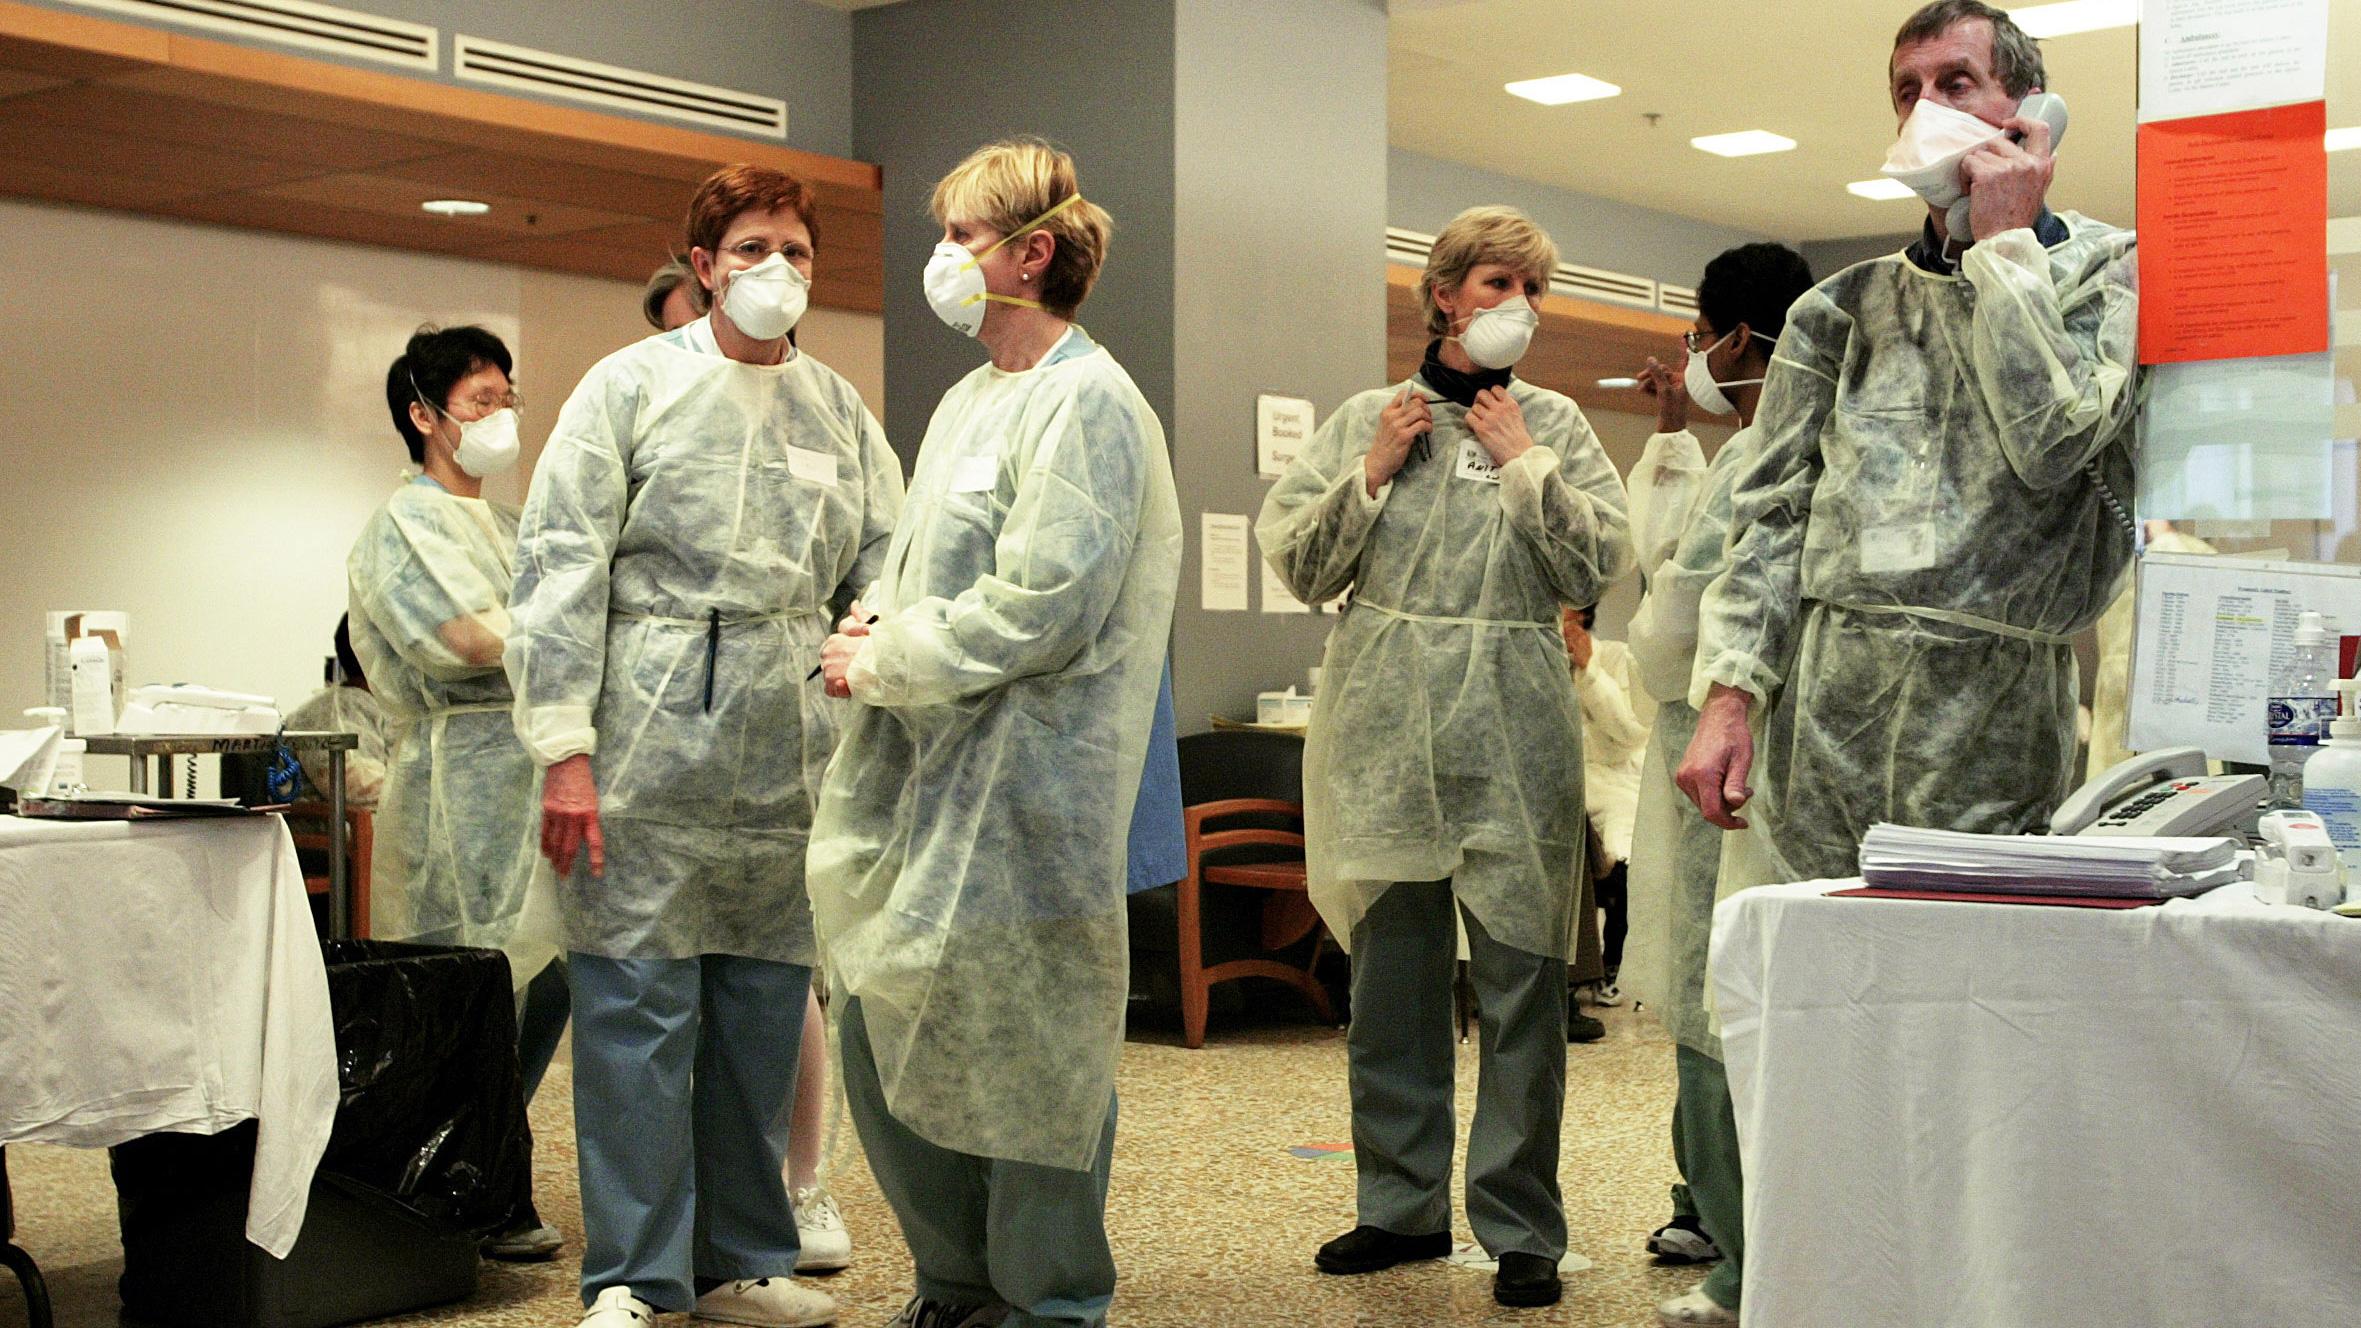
<box><xmin>1200</xmin><ymin>512</ymin><xmax>1251</xmax><ymax>612</ymax></box>
<box><xmin>1256</xmin><ymin>395</ymin><xmax>1315</xmax><ymax>479</ymax></box>
<box><xmin>2135</xmin><ymin>101</ymin><xmax>2328</xmax><ymax>364</ymax></box>
<box><xmin>2138</xmin><ymin>0</ymin><xmax>2328</xmax><ymax>123</ymax></box>
<box><xmin>1260</xmin><ymin>558</ymin><xmax>1312</xmax><ymax>614</ymax></box>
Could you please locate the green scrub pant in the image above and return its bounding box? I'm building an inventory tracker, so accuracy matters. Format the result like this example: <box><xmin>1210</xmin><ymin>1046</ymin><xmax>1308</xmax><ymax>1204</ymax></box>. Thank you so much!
<box><xmin>838</xmin><ymin>996</ymin><xmax>1118</xmax><ymax>1328</ymax></box>
<box><xmin>1346</xmin><ymin>880</ymin><xmax>1567</xmax><ymax>1260</ymax></box>
<box><xmin>1675</xmin><ymin>1045</ymin><xmax>1745</xmax><ymax>1311</ymax></box>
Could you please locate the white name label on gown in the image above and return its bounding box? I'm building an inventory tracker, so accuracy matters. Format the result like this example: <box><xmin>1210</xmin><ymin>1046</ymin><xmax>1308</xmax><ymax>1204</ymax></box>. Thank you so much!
<box><xmin>1859</xmin><ymin>523</ymin><xmax>1938</xmax><ymax>574</ymax></box>
<box><xmin>1455</xmin><ymin>438</ymin><xmax>1503</xmax><ymax>485</ymax></box>
<box><xmin>786</xmin><ymin>446</ymin><xmax>839</xmax><ymax>487</ymax></box>
<box><xmin>950</xmin><ymin>455</ymin><xmax>1000</xmax><ymax>494</ymax></box>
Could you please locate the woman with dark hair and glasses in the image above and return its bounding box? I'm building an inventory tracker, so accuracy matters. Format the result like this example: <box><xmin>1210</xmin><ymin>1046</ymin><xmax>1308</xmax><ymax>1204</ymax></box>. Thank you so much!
<box><xmin>350</xmin><ymin>322</ymin><xmax>565</xmax><ymax>1261</ymax></box>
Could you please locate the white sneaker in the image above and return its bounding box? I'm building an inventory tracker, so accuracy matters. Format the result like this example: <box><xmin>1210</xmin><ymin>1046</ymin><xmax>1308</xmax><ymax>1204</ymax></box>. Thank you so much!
<box><xmin>1657</xmin><ymin>1286</ymin><xmax>1739</xmax><ymax>1326</ymax></box>
<box><xmin>692</xmin><ymin>1275</ymin><xmax>838</xmax><ymax>1327</ymax></box>
<box><xmin>792</xmin><ymin>1185</ymin><xmax>852</xmax><ymax>1273</ymax></box>
<box><xmin>579</xmin><ymin>1287</ymin><xmax>659</xmax><ymax>1328</ymax></box>
<box><xmin>1594</xmin><ymin>980</ymin><xmax>1626</xmax><ymax>1007</ymax></box>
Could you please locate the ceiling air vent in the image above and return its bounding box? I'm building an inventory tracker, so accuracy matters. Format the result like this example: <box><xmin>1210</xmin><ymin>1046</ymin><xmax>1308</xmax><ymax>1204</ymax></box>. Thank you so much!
<box><xmin>1385</xmin><ymin>226</ymin><xmax>1437</xmax><ymax>268</ymax></box>
<box><xmin>1552</xmin><ymin>261</ymin><xmax>1657</xmax><ymax>311</ymax></box>
<box><xmin>454</xmin><ymin>35</ymin><xmax>786</xmax><ymax>139</ymax></box>
<box><xmin>1658</xmin><ymin>283</ymin><xmax>1700</xmax><ymax>317</ymax></box>
<box><xmin>63</xmin><ymin>0</ymin><xmax>434</xmax><ymax>69</ymax></box>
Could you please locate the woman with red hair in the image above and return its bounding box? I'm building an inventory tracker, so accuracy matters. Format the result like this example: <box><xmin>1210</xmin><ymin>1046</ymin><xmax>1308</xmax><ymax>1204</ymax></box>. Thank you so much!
<box><xmin>508</xmin><ymin>163</ymin><xmax>903</xmax><ymax>1328</ymax></box>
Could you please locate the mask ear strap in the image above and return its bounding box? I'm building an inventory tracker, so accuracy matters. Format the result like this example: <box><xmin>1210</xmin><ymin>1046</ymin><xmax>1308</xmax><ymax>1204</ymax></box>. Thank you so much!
<box><xmin>962</xmin><ymin>290</ymin><xmax>1048</xmax><ymax>314</ymax></box>
<box><xmin>959</xmin><ymin>192</ymin><xmax>1088</xmax><ymax>274</ymax></box>
<box><xmin>406</xmin><ymin>370</ymin><xmax>444</xmax><ymax>421</ymax></box>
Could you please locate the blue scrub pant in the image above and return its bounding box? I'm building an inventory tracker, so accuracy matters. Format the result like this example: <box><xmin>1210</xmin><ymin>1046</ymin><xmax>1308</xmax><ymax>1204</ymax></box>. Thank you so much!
<box><xmin>569</xmin><ymin>952</ymin><xmax>810</xmax><ymax>1311</ymax></box>
<box><xmin>839</xmin><ymin>997</ymin><xmax>1118</xmax><ymax>1328</ymax></box>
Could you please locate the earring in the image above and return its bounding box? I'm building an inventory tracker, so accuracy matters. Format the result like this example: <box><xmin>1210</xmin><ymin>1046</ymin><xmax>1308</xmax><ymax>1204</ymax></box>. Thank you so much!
<box><xmin>1021</xmin><ymin>272</ymin><xmax>1033</xmax><ymax>282</ymax></box>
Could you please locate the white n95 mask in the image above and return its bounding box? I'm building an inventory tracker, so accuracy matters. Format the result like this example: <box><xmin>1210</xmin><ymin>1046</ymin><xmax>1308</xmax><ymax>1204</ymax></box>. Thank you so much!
<box><xmin>721</xmin><ymin>252</ymin><xmax>810</xmax><ymax>341</ymax></box>
<box><xmin>922</xmin><ymin>193</ymin><xmax>1091</xmax><ymax>337</ymax></box>
<box><xmin>1455</xmin><ymin>296</ymin><xmax>1540</xmax><ymax>370</ymax></box>
<box><xmin>1683</xmin><ymin>328</ymin><xmax>1772</xmax><ymax>416</ymax></box>
<box><xmin>923</xmin><ymin>242</ymin><xmax>1001</xmax><ymax>337</ymax></box>
<box><xmin>1879</xmin><ymin>98</ymin><xmax>2005</xmax><ymax>210</ymax></box>
<box><xmin>454</xmin><ymin>407</ymin><xmax>521</xmax><ymax>477</ymax></box>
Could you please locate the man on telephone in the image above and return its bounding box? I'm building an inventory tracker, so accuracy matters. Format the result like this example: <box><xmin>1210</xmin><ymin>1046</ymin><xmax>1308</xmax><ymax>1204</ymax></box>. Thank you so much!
<box><xmin>1676</xmin><ymin>1</ymin><xmax>2140</xmax><ymax>903</ymax></box>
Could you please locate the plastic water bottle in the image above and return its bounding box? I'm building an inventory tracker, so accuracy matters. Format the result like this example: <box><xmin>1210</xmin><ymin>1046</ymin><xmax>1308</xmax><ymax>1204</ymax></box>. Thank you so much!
<box><xmin>2301</xmin><ymin>678</ymin><xmax>2361</xmax><ymax>873</ymax></box>
<box><xmin>2266</xmin><ymin>610</ymin><xmax>2339</xmax><ymax>806</ymax></box>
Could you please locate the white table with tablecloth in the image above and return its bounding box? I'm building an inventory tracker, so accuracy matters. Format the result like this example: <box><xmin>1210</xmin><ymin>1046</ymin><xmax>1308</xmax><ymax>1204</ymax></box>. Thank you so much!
<box><xmin>0</xmin><ymin>813</ymin><xmax>336</xmax><ymax>1257</ymax></box>
<box><xmin>1712</xmin><ymin>878</ymin><xmax>2361</xmax><ymax>1327</ymax></box>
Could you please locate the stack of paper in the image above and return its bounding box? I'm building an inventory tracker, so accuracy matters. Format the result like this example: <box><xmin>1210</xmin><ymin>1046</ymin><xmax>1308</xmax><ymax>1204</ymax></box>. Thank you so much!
<box><xmin>1858</xmin><ymin>823</ymin><xmax>2247</xmax><ymax>899</ymax></box>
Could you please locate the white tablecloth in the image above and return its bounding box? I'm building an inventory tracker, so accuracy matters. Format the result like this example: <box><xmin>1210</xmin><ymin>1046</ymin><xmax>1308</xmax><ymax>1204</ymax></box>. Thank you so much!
<box><xmin>1713</xmin><ymin>879</ymin><xmax>2361</xmax><ymax>1327</ymax></box>
<box><xmin>0</xmin><ymin>814</ymin><xmax>337</xmax><ymax>1257</ymax></box>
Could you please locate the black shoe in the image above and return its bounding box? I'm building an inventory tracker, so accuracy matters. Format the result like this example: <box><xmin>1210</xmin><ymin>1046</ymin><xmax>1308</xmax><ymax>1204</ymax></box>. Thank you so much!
<box><xmin>1493</xmin><ymin>1251</ymin><xmax>1563</xmax><ymax>1307</ymax></box>
<box><xmin>1314</xmin><ymin>1224</ymin><xmax>1452</xmax><ymax>1275</ymax></box>
<box><xmin>1569</xmin><ymin>1010</ymin><xmax>1606</xmax><ymax>1043</ymax></box>
<box><xmin>1647</xmin><ymin>1213</ymin><xmax>1724</xmax><ymax>1264</ymax></box>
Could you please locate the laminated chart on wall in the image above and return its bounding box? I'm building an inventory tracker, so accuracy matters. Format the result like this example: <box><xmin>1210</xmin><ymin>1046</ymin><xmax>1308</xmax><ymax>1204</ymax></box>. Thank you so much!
<box><xmin>2138</xmin><ymin>350</ymin><xmax>2338</xmax><ymax>520</ymax></box>
<box><xmin>2127</xmin><ymin>552</ymin><xmax>2361</xmax><ymax>763</ymax></box>
<box><xmin>2132</xmin><ymin>72</ymin><xmax>2335</xmax><ymax>520</ymax></box>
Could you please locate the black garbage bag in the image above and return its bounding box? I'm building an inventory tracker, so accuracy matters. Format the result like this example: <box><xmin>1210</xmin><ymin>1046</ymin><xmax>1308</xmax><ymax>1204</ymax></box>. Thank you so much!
<box><xmin>316</xmin><ymin>940</ymin><xmax>530</xmax><ymax>1236</ymax></box>
<box><xmin>110</xmin><ymin>941</ymin><xmax>521</xmax><ymax>1327</ymax></box>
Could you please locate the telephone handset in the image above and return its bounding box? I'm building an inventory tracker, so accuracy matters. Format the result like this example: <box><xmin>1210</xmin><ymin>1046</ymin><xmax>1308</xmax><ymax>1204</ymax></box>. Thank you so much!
<box><xmin>2049</xmin><ymin>745</ymin><xmax>2266</xmax><ymax>838</ymax></box>
<box><xmin>1946</xmin><ymin>92</ymin><xmax>2069</xmax><ymax>241</ymax></box>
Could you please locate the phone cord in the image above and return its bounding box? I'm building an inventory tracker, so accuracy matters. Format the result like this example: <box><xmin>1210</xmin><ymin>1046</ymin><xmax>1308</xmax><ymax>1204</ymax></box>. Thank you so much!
<box><xmin>2088</xmin><ymin>460</ymin><xmax>2137</xmax><ymax>537</ymax></box>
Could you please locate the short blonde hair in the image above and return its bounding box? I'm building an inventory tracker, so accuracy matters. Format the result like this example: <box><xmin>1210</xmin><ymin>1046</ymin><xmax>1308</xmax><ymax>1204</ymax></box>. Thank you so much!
<box><xmin>1419</xmin><ymin>206</ymin><xmax>1559</xmax><ymax>338</ymax></box>
<box><xmin>929</xmin><ymin>137</ymin><xmax>1113</xmax><ymax>319</ymax></box>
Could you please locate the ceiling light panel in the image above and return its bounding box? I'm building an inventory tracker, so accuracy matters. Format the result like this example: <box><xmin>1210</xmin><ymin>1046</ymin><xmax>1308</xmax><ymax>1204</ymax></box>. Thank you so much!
<box><xmin>1691</xmin><ymin>130</ymin><xmax>1796</xmax><ymax>157</ymax></box>
<box><xmin>1847</xmin><ymin>178</ymin><xmax>1918</xmax><ymax>201</ymax></box>
<box><xmin>1504</xmin><ymin>72</ymin><xmax>1621</xmax><ymax>106</ymax></box>
<box><xmin>2007</xmin><ymin>0</ymin><xmax>2136</xmax><ymax>39</ymax></box>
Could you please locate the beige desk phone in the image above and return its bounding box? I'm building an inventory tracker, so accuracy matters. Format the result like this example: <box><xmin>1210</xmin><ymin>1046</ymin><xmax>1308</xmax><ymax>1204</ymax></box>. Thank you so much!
<box><xmin>2049</xmin><ymin>746</ymin><xmax>2267</xmax><ymax>838</ymax></box>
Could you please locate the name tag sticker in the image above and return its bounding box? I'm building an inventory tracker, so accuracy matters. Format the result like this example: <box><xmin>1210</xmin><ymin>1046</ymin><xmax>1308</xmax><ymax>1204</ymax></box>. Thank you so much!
<box><xmin>1454</xmin><ymin>439</ymin><xmax>1503</xmax><ymax>485</ymax></box>
<box><xmin>1859</xmin><ymin>524</ymin><xmax>1938</xmax><ymax>574</ymax></box>
<box><xmin>786</xmin><ymin>446</ymin><xmax>839</xmax><ymax>487</ymax></box>
<box><xmin>951</xmin><ymin>455</ymin><xmax>1000</xmax><ymax>494</ymax></box>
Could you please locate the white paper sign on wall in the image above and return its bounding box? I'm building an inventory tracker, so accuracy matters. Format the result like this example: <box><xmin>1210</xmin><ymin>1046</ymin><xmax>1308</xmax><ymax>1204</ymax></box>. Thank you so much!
<box><xmin>1256</xmin><ymin>394</ymin><xmax>1316</xmax><ymax>479</ymax></box>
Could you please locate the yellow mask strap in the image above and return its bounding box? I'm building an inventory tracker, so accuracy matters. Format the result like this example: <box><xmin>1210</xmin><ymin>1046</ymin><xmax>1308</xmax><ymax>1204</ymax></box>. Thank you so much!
<box><xmin>963</xmin><ymin>291</ymin><xmax>1048</xmax><ymax>313</ymax></box>
<box><xmin>958</xmin><ymin>192</ymin><xmax>1088</xmax><ymax>274</ymax></box>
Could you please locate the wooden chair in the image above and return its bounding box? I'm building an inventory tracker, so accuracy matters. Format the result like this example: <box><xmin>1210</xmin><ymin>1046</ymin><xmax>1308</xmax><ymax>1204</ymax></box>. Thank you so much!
<box><xmin>288</xmin><ymin>802</ymin><xmax>373</xmax><ymax>939</ymax></box>
<box><xmin>1178</xmin><ymin>796</ymin><xmax>1337</xmax><ymax>1049</ymax></box>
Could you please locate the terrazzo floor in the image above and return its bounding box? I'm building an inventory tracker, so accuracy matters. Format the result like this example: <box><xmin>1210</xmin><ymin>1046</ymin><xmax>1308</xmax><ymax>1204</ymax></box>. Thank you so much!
<box><xmin>3</xmin><ymin>998</ymin><xmax>1702</xmax><ymax>1328</ymax></box>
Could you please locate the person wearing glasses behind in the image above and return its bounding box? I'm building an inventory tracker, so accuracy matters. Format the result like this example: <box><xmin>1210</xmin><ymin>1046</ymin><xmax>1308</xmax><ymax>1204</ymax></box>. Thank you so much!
<box><xmin>507</xmin><ymin>164</ymin><xmax>903</xmax><ymax>1328</ymax></box>
<box><xmin>810</xmin><ymin>138</ymin><xmax>1179</xmax><ymax>1328</ymax></box>
<box><xmin>1257</xmin><ymin>205</ymin><xmax>1634</xmax><ymax>1310</ymax></box>
<box><xmin>1619</xmin><ymin>241</ymin><xmax>1816</xmax><ymax>1327</ymax></box>
<box><xmin>347</xmin><ymin>325</ymin><xmax>567</xmax><ymax>1262</ymax></box>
